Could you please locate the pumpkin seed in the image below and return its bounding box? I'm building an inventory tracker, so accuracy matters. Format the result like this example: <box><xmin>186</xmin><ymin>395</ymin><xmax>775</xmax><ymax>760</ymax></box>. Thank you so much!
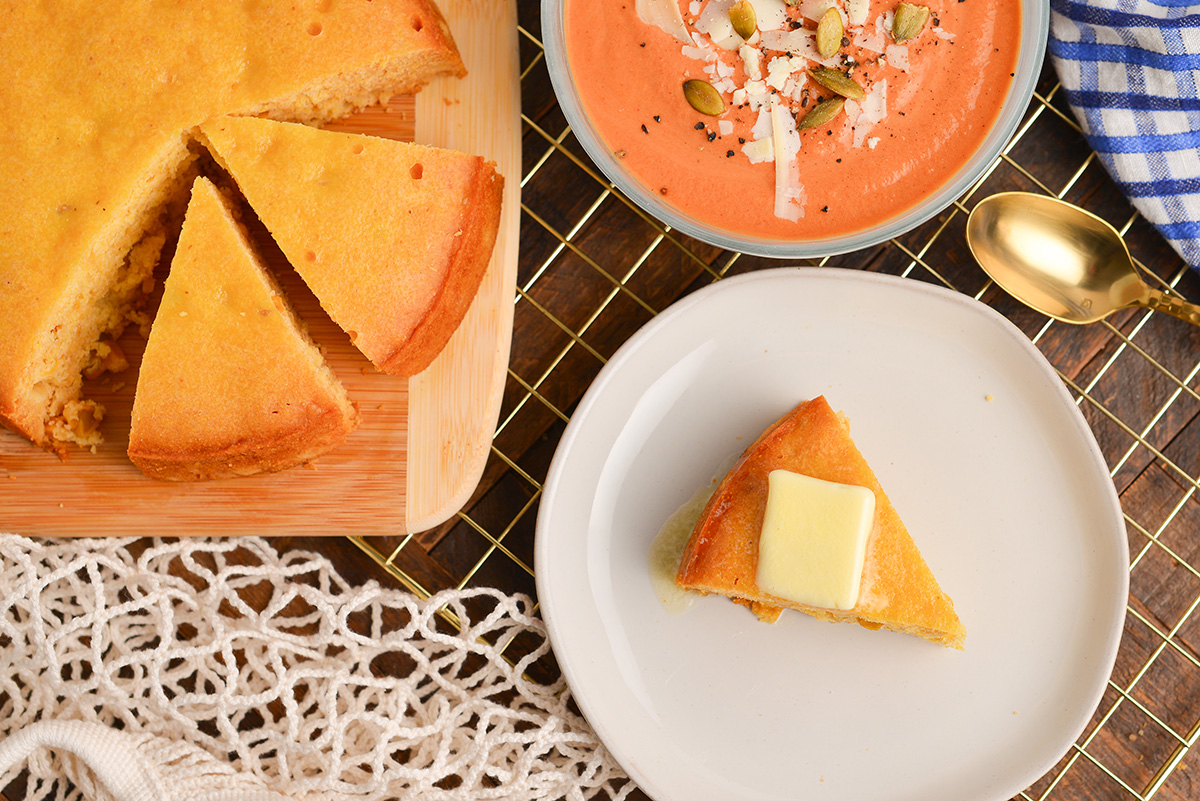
<box><xmin>808</xmin><ymin>67</ymin><xmax>866</xmax><ymax>101</ymax></box>
<box><xmin>797</xmin><ymin>97</ymin><xmax>845</xmax><ymax>130</ymax></box>
<box><xmin>816</xmin><ymin>8</ymin><xmax>844</xmax><ymax>58</ymax></box>
<box><xmin>729</xmin><ymin>0</ymin><xmax>757</xmax><ymax>40</ymax></box>
<box><xmin>892</xmin><ymin>2</ymin><xmax>930</xmax><ymax>42</ymax></box>
<box><xmin>683</xmin><ymin>79</ymin><xmax>725</xmax><ymax>116</ymax></box>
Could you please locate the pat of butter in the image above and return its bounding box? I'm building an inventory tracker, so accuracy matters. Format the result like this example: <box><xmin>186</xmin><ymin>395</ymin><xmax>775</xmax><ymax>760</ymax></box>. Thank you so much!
<box><xmin>756</xmin><ymin>470</ymin><xmax>876</xmax><ymax>610</ymax></box>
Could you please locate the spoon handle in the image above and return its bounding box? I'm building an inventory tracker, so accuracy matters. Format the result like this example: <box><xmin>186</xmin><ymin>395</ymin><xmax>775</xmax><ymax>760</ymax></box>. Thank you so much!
<box><xmin>1141</xmin><ymin>287</ymin><xmax>1200</xmax><ymax>328</ymax></box>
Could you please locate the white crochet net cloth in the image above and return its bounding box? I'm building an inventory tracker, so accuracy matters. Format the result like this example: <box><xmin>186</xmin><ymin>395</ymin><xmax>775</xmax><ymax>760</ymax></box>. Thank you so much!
<box><xmin>0</xmin><ymin>535</ymin><xmax>633</xmax><ymax>801</ymax></box>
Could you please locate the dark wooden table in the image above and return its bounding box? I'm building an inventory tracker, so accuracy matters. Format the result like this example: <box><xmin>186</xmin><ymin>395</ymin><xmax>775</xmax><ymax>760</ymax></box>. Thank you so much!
<box><xmin>282</xmin><ymin>3</ymin><xmax>1199</xmax><ymax>799</ymax></box>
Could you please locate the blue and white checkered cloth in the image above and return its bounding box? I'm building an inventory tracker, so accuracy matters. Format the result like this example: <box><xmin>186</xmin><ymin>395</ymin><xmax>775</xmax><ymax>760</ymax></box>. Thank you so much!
<box><xmin>1050</xmin><ymin>0</ymin><xmax>1200</xmax><ymax>269</ymax></box>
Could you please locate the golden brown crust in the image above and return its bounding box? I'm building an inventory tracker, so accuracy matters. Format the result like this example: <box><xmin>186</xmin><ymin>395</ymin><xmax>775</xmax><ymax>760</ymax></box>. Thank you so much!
<box><xmin>0</xmin><ymin>390</ymin><xmax>40</xmax><ymax>446</ymax></box>
<box><xmin>128</xmin><ymin>406</ymin><xmax>358</xmax><ymax>482</ymax></box>
<box><xmin>377</xmin><ymin>164</ymin><xmax>505</xmax><ymax>376</ymax></box>
<box><xmin>676</xmin><ymin>396</ymin><xmax>966</xmax><ymax>649</ymax></box>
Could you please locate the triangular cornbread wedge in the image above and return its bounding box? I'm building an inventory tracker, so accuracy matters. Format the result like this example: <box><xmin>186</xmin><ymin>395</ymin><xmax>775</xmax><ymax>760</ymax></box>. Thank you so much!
<box><xmin>198</xmin><ymin>116</ymin><xmax>503</xmax><ymax>377</ymax></box>
<box><xmin>676</xmin><ymin>396</ymin><xmax>966</xmax><ymax>649</ymax></box>
<box><xmin>128</xmin><ymin>178</ymin><xmax>359</xmax><ymax>481</ymax></box>
<box><xmin>0</xmin><ymin>1</ymin><xmax>463</xmax><ymax>453</ymax></box>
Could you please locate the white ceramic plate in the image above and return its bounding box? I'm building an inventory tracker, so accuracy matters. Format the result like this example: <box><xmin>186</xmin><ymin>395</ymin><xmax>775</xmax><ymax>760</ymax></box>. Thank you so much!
<box><xmin>535</xmin><ymin>268</ymin><xmax>1128</xmax><ymax>801</ymax></box>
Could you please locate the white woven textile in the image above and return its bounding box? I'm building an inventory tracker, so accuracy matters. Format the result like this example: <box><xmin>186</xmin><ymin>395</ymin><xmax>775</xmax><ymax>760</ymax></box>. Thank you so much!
<box><xmin>0</xmin><ymin>536</ymin><xmax>632</xmax><ymax>801</ymax></box>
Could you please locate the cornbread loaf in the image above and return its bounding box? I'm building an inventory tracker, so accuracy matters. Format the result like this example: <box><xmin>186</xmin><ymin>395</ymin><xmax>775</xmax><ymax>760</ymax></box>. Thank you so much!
<box><xmin>128</xmin><ymin>178</ymin><xmax>359</xmax><ymax>481</ymax></box>
<box><xmin>676</xmin><ymin>396</ymin><xmax>966</xmax><ymax>649</ymax></box>
<box><xmin>0</xmin><ymin>1</ymin><xmax>464</xmax><ymax>454</ymax></box>
<box><xmin>198</xmin><ymin>116</ymin><xmax>504</xmax><ymax>377</ymax></box>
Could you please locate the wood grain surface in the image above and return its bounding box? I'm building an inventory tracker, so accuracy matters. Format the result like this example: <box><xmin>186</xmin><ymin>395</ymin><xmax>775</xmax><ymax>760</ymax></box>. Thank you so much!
<box><xmin>6</xmin><ymin>2</ymin><xmax>1200</xmax><ymax>800</ymax></box>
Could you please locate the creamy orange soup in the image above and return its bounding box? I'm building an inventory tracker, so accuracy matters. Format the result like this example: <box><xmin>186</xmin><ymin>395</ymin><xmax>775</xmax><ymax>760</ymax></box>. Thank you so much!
<box><xmin>565</xmin><ymin>0</ymin><xmax>1021</xmax><ymax>241</ymax></box>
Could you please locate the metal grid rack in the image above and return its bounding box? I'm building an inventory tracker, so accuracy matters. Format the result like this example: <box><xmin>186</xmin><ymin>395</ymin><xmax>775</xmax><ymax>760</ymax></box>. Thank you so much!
<box><xmin>350</xmin><ymin>4</ymin><xmax>1200</xmax><ymax>799</ymax></box>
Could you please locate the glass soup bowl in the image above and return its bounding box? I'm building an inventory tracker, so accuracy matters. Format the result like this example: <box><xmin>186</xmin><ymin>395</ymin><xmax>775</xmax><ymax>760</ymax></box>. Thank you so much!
<box><xmin>542</xmin><ymin>0</ymin><xmax>1048</xmax><ymax>258</ymax></box>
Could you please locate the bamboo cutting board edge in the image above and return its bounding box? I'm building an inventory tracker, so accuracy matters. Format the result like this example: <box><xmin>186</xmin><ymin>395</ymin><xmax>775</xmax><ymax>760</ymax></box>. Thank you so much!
<box><xmin>407</xmin><ymin>0</ymin><xmax>521</xmax><ymax>534</ymax></box>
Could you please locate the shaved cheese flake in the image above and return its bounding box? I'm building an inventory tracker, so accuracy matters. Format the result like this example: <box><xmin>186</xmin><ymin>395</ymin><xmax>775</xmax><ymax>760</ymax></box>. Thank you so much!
<box><xmin>867</xmin><ymin>136</ymin><xmax>880</xmax><ymax>149</ymax></box>
<box><xmin>932</xmin><ymin>25</ymin><xmax>955</xmax><ymax>41</ymax></box>
<box><xmin>698</xmin><ymin>0</ymin><xmax>744</xmax><ymax>51</ymax></box>
<box><xmin>785</xmin><ymin>184</ymin><xmax>807</xmax><ymax>217</ymax></box>
<box><xmin>760</xmin><ymin>28</ymin><xmax>840</xmax><ymax>67</ymax></box>
<box><xmin>743</xmin><ymin>78</ymin><xmax>771</xmax><ymax>109</ymax></box>
<box><xmin>885</xmin><ymin>43</ymin><xmax>909</xmax><ymax>72</ymax></box>
<box><xmin>766</xmin><ymin>55</ymin><xmax>794</xmax><ymax>90</ymax></box>
<box><xmin>842</xmin><ymin>98</ymin><xmax>861</xmax><ymax>123</ymax></box>
<box><xmin>854</xmin><ymin>29</ymin><xmax>885</xmax><ymax>53</ymax></box>
<box><xmin>878</xmin><ymin>10</ymin><xmax>895</xmax><ymax>38</ymax></box>
<box><xmin>758</xmin><ymin>28</ymin><xmax>810</xmax><ymax>53</ymax></box>
<box><xmin>719</xmin><ymin>119</ymin><xmax>735</xmax><ymax>135</ymax></box>
<box><xmin>800</xmin><ymin>0</ymin><xmax>842</xmax><ymax>24</ymax></box>
<box><xmin>852</xmin><ymin>78</ymin><xmax>886</xmax><ymax>148</ymax></box>
<box><xmin>744</xmin><ymin>78</ymin><xmax>769</xmax><ymax>96</ymax></box>
<box><xmin>740</xmin><ymin>43</ymin><xmax>763</xmax><ymax>81</ymax></box>
<box><xmin>743</xmin><ymin>137</ymin><xmax>774</xmax><ymax>162</ymax></box>
<box><xmin>681</xmin><ymin>45</ymin><xmax>710</xmax><ymax>60</ymax></box>
<box><xmin>770</xmin><ymin>102</ymin><xmax>804</xmax><ymax>221</ymax></box>
<box><xmin>862</xmin><ymin>78</ymin><xmax>887</xmax><ymax>123</ymax></box>
<box><xmin>771</xmin><ymin>55</ymin><xmax>807</xmax><ymax>93</ymax></box>
<box><xmin>752</xmin><ymin>107</ymin><xmax>774</xmax><ymax>139</ymax></box>
<box><xmin>712</xmin><ymin>29</ymin><xmax>743</xmax><ymax>50</ymax></box>
<box><xmin>846</xmin><ymin>0</ymin><xmax>869</xmax><ymax>26</ymax></box>
<box><xmin>747</xmin><ymin>0</ymin><xmax>791</xmax><ymax>31</ymax></box>
<box><xmin>635</xmin><ymin>0</ymin><xmax>692</xmax><ymax>43</ymax></box>
<box><xmin>732</xmin><ymin>87</ymin><xmax>748</xmax><ymax>105</ymax></box>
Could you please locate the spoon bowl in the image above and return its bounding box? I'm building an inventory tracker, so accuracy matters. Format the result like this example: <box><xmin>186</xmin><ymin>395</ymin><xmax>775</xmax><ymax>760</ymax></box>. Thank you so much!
<box><xmin>965</xmin><ymin>192</ymin><xmax>1200</xmax><ymax>326</ymax></box>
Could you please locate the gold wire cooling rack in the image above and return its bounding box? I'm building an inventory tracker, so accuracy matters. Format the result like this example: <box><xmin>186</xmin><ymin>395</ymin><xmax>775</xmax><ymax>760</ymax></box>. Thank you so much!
<box><xmin>346</xmin><ymin>4</ymin><xmax>1200</xmax><ymax>800</ymax></box>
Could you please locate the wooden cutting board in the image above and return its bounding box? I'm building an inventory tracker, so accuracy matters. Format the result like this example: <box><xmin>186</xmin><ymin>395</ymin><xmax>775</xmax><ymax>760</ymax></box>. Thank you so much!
<box><xmin>0</xmin><ymin>0</ymin><xmax>520</xmax><ymax>537</ymax></box>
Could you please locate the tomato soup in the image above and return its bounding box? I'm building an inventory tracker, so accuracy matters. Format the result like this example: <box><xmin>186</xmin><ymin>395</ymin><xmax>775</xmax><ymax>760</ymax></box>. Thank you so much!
<box><xmin>564</xmin><ymin>0</ymin><xmax>1021</xmax><ymax>241</ymax></box>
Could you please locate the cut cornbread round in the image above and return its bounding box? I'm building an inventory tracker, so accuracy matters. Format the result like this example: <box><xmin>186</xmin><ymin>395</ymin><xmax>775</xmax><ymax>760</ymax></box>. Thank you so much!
<box><xmin>0</xmin><ymin>0</ymin><xmax>463</xmax><ymax>453</ymax></box>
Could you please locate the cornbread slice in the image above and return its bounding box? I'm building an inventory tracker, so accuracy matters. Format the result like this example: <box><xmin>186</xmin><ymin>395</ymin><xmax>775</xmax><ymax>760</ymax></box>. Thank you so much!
<box><xmin>128</xmin><ymin>178</ymin><xmax>359</xmax><ymax>481</ymax></box>
<box><xmin>676</xmin><ymin>396</ymin><xmax>966</xmax><ymax>649</ymax></box>
<box><xmin>0</xmin><ymin>0</ymin><xmax>464</xmax><ymax>453</ymax></box>
<box><xmin>198</xmin><ymin>116</ymin><xmax>503</xmax><ymax>377</ymax></box>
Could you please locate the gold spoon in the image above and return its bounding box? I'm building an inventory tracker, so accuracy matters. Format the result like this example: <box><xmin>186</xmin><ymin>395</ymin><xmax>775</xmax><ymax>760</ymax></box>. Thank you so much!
<box><xmin>965</xmin><ymin>192</ymin><xmax>1200</xmax><ymax>326</ymax></box>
